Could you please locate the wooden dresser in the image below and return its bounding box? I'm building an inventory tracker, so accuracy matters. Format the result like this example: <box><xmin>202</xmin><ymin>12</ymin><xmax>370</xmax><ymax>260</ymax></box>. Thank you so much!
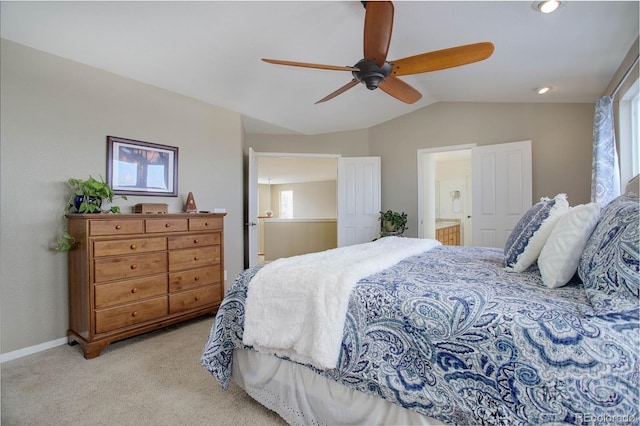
<box><xmin>66</xmin><ymin>213</ymin><xmax>225</xmax><ymax>358</ymax></box>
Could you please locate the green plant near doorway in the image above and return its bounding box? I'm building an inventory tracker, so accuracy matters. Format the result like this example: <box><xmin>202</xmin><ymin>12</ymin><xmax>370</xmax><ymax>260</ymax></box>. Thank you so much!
<box><xmin>378</xmin><ymin>210</ymin><xmax>408</xmax><ymax>238</ymax></box>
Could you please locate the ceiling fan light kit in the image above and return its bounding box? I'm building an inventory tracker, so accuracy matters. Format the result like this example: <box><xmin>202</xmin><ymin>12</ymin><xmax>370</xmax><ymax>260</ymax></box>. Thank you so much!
<box><xmin>262</xmin><ymin>1</ymin><xmax>494</xmax><ymax>105</ymax></box>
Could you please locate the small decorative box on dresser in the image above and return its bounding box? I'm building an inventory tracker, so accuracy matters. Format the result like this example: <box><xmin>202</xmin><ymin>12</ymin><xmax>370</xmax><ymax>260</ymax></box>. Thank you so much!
<box><xmin>66</xmin><ymin>213</ymin><xmax>226</xmax><ymax>358</ymax></box>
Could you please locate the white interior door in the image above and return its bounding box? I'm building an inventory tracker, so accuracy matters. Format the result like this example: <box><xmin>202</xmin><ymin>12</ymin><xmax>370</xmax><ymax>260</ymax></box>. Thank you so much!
<box><xmin>337</xmin><ymin>157</ymin><xmax>381</xmax><ymax>246</ymax></box>
<box><xmin>471</xmin><ymin>140</ymin><xmax>532</xmax><ymax>247</ymax></box>
<box><xmin>247</xmin><ymin>147</ymin><xmax>258</xmax><ymax>268</ymax></box>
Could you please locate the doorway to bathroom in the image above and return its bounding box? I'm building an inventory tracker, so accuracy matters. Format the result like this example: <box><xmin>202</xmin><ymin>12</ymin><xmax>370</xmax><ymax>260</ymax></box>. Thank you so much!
<box><xmin>418</xmin><ymin>140</ymin><xmax>533</xmax><ymax>248</ymax></box>
<box><xmin>418</xmin><ymin>145</ymin><xmax>473</xmax><ymax>246</ymax></box>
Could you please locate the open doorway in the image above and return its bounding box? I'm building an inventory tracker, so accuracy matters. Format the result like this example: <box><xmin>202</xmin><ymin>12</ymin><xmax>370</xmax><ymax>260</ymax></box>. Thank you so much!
<box><xmin>257</xmin><ymin>156</ymin><xmax>338</xmax><ymax>264</ymax></box>
<box><xmin>247</xmin><ymin>150</ymin><xmax>381</xmax><ymax>267</ymax></box>
<box><xmin>418</xmin><ymin>144</ymin><xmax>474</xmax><ymax>246</ymax></box>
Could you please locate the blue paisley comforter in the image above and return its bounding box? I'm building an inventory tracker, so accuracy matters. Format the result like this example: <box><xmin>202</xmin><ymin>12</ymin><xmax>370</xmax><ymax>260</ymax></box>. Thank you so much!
<box><xmin>202</xmin><ymin>246</ymin><xmax>639</xmax><ymax>425</ymax></box>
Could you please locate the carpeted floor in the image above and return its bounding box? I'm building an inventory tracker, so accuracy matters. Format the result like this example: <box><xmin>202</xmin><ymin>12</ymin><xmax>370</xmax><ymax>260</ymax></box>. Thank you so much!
<box><xmin>1</xmin><ymin>316</ymin><xmax>287</xmax><ymax>426</ymax></box>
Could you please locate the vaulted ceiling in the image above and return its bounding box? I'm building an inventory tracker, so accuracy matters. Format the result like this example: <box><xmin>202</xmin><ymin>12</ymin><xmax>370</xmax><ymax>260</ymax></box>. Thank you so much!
<box><xmin>1</xmin><ymin>1</ymin><xmax>638</xmax><ymax>135</ymax></box>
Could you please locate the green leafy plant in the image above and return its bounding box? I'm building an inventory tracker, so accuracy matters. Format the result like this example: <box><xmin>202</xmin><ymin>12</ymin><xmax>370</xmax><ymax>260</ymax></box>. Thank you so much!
<box><xmin>53</xmin><ymin>176</ymin><xmax>127</xmax><ymax>252</ymax></box>
<box><xmin>66</xmin><ymin>175</ymin><xmax>127</xmax><ymax>213</ymax></box>
<box><xmin>51</xmin><ymin>231</ymin><xmax>77</xmax><ymax>252</ymax></box>
<box><xmin>378</xmin><ymin>210</ymin><xmax>408</xmax><ymax>238</ymax></box>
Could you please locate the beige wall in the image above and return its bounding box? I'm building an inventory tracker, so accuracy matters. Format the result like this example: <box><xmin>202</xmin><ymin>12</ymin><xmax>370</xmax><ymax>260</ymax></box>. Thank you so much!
<box><xmin>0</xmin><ymin>40</ymin><xmax>245</xmax><ymax>354</ymax></box>
<box><xmin>436</xmin><ymin>159</ymin><xmax>471</xmax><ymax>220</ymax></box>
<box><xmin>258</xmin><ymin>184</ymin><xmax>272</xmax><ymax>216</ymax></box>
<box><xmin>269</xmin><ymin>181</ymin><xmax>337</xmax><ymax>219</ymax></box>
<box><xmin>0</xmin><ymin>38</ymin><xmax>596</xmax><ymax>357</ymax></box>
<box><xmin>257</xmin><ymin>180</ymin><xmax>337</xmax><ymax>258</ymax></box>
<box><xmin>263</xmin><ymin>220</ymin><xmax>337</xmax><ymax>261</ymax></box>
<box><xmin>245</xmin><ymin>130</ymin><xmax>370</xmax><ymax>157</ymax></box>
<box><xmin>368</xmin><ymin>102</ymin><xmax>594</xmax><ymax>237</ymax></box>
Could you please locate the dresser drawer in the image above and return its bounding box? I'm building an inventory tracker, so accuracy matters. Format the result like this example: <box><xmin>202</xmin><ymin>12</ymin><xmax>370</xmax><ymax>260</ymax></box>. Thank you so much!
<box><xmin>168</xmin><ymin>246</ymin><xmax>220</xmax><ymax>272</ymax></box>
<box><xmin>90</xmin><ymin>220</ymin><xmax>144</xmax><ymax>236</ymax></box>
<box><xmin>95</xmin><ymin>296</ymin><xmax>168</xmax><ymax>334</ymax></box>
<box><xmin>169</xmin><ymin>285</ymin><xmax>221</xmax><ymax>314</ymax></box>
<box><xmin>167</xmin><ymin>233</ymin><xmax>219</xmax><ymax>250</ymax></box>
<box><xmin>169</xmin><ymin>265</ymin><xmax>221</xmax><ymax>292</ymax></box>
<box><xmin>94</xmin><ymin>253</ymin><xmax>167</xmax><ymax>283</ymax></box>
<box><xmin>93</xmin><ymin>237</ymin><xmax>167</xmax><ymax>257</ymax></box>
<box><xmin>189</xmin><ymin>217</ymin><xmax>223</xmax><ymax>231</ymax></box>
<box><xmin>95</xmin><ymin>275</ymin><xmax>167</xmax><ymax>308</ymax></box>
<box><xmin>145</xmin><ymin>218</ymin><xmax>188</xmax><ymax>233</ymax></box>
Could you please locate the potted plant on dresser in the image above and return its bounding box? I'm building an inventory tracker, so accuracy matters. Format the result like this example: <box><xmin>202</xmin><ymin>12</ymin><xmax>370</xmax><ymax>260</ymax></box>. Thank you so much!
<box><xmin>51</xmin><ymin>176</ymin><xmax>126</xmax><ymax>251</ymax></box>
<box><xmin>66</xmin><ymin>175</ymin><xmax>126</xmax><ymax>214</ymax></box>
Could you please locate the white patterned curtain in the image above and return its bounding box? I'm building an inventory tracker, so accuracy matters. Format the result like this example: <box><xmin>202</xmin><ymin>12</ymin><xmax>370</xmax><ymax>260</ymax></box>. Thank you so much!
<box><xmin>591</xmin><ymin>96</ymin><xmax>621</xmax><ymax>204</ymax></box>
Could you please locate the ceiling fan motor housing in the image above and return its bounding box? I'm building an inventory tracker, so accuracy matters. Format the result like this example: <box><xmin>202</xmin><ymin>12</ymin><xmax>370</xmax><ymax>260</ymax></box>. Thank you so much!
<box><xmin>353</xmin><ymin>59</ymin><xmax>392</xmax><ymax>90</ymax></box>
<box><xmin>261</xmin><ymin>1</ymin><xmax>493</xmax><ymax>104</ymax></box>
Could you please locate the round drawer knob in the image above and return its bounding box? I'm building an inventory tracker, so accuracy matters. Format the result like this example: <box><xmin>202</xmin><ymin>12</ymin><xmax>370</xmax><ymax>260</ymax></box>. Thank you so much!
<box><xmin>130</xmin><ymin>244</ymin><xmax>137</xmax><ymax>250</ymax></box>
<box><xmin>115</xmin><ymin>225</ymin><xmax>122</xmax><ymax>230</ymax></box>
<box><xmin>130</xmin><ymin>264</ymin><xmax>138</xmax><ymax>270</ymax></box>
<box><xmin>194</xmin><ymin>239</ymin><xmax>199</xmax><ymax>244</ymax></box>
<box><xmin>165</xmin><ymin>223</ymin><xmax>171</xmax><ymax>228</ymax></box>
<box><xmin>131</xmin><ymin>311</ymin><xmax>138</xmax><ymax>317</ymax></box>
<box><xmin>194</xmin><ymin>296</ymin><xmax>200</xmax><ymax>301</ymax></box>
<box><xmin>131</xmin><ymin>288</ymin><xmax>138</xmax><ymax>294</ymax></box>
<box><xmin>194</xmin><ymin>276</ymin><xmax>200</xmax><ymax>281</ymax></box>
<box><xmin>205</xmin><ymin>222</ymin><xmax>210</xmax><ymax>226</ymax></box>
<box><xmin>194</xmin><ymin>256</ymin><xmax>199</xmax><ymax>261</ymax></box>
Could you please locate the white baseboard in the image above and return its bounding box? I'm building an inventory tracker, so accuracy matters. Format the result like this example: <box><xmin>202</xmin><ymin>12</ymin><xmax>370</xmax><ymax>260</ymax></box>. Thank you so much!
<box><xmin>0</xmin><ymin>337</ymin><xmax>68</xmax><ymax>364</ymax></box>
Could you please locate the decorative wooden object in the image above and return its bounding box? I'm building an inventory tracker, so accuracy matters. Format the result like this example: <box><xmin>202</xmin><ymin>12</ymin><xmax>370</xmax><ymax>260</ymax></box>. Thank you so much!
<box><xmin>66</xmin><ymin>213</ymin><xmax>226</xmax><ymax>358</ymax></box>
<box><xmin>134</xmin><ymin>203</ymin><xmax>168</xmax><ymax>214</ymax></box>
<box><xmin>184</xmin><ymin>192</ymin><xmax>198</xmax><ymax>213</ymax></box>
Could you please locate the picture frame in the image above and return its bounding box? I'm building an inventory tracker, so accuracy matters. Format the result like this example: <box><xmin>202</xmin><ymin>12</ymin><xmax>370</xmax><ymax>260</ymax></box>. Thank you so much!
<box><xmin>107</xmin><ymin>136</ymin><xmax>178</xmax><ymax>197</ymax></box>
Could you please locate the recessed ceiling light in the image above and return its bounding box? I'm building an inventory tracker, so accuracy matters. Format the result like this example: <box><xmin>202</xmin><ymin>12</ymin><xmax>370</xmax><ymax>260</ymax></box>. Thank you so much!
<box><xmin>536</xmin><ymin>0</ymin><xmax>561</xmax><ymax>14</ymax></box>
<box><xmin>535</xmin><ymin>86</ymin><xmax>552</xmax><ymax>95</ymax></box>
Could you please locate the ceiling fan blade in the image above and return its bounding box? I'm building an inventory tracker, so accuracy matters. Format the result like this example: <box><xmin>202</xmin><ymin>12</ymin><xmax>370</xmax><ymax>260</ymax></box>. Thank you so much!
<box><xmin>315</xmin><ymin>79</ymin><xmax>359</xmax><ymax>104</ymax></box>
<box><xmin>378</xmin><ymin>76</ymin><xmax>422</xmax><ymax>104</ymax></box>
<box><xmin>390</xmin><ymin>42</ymin><xmax>495</xmax><ymax>76</ymax></box>
<box><xmin>363</xmin><ymin>1</ymin><xmax>394</xmax><ymax>67</ymax></box>
<box><xmin>262</xmin><ymin>58</ymin><xmax>360</xmax><ymax>72</ymax></box>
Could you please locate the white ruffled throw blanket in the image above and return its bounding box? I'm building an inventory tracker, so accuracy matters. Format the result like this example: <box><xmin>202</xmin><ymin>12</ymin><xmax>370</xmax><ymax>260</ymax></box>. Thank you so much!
<box><xmin>242</xmin><ymin>236</ymin><xmax>441</xmax><ymax>370</ymax></box>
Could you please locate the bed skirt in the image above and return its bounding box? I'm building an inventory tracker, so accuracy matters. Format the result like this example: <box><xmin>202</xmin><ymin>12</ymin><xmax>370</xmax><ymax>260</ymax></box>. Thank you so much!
<box><xmin>232</xmin><ymin>349</ymin><xmax>447</xmax><ymax>426</ymax></box>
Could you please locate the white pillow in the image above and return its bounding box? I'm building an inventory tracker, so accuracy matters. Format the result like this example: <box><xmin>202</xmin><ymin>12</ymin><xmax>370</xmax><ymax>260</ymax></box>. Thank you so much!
<box><xmin>504</xmin><ymin>193</ymin><xmax>570</xmax><ymax>272</ymax></box>
<box><xmin>538</xmin><ymin>202</ymin><xmax>601</xmax><ymax>288</ymax></box>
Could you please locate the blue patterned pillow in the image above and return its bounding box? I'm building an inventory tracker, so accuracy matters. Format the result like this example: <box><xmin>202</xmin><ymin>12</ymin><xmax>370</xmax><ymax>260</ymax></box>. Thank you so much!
<box><xmin>504</xmin><ymin>194</ymin><xmax>569</xmax><ymax>272</ymax></box>
<box><xmin>578</xmin><ymin>193</ymin><xmax>639</xmax><ymax>314</ymax></box>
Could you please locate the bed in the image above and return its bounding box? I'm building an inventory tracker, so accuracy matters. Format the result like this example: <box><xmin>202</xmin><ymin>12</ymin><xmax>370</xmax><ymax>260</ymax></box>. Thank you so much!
<box><xmin>202</xmin><ymin>192</ymin><xmax>639</xmax><ymax>425</ymax></box>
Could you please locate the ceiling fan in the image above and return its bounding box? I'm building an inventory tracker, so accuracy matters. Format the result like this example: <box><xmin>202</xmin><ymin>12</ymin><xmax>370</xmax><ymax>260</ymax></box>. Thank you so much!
<box><xmin>262</xmin><ymin>1</ymin><xmax>494</xmax><ymax>105</ymax></box>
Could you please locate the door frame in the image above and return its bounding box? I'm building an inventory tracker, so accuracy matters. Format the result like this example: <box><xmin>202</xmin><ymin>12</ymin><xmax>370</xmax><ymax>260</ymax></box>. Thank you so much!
<box><xmin>417</xmin><ymin>144</ymin><xmax>476</xmax><ymax>239</ymax></box>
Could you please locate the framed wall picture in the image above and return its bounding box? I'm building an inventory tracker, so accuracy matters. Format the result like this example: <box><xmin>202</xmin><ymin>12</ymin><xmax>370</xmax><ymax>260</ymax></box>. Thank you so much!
<box><xmin>107</xmin><ymin>136</ymin><xmax>178</xmax><ymax>196</ymax></box>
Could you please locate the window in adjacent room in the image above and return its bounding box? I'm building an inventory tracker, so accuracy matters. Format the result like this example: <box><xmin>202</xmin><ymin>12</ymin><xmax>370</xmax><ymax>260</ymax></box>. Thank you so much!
<box><xmin>280</xmin><ymin>190</ymin><xmax>293</xmax><ymax>219</ymax></box>
<box><xmin>619</xmin><ymin>78</ymin><xmax>640</xmax><ymax>189</ymax></box>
